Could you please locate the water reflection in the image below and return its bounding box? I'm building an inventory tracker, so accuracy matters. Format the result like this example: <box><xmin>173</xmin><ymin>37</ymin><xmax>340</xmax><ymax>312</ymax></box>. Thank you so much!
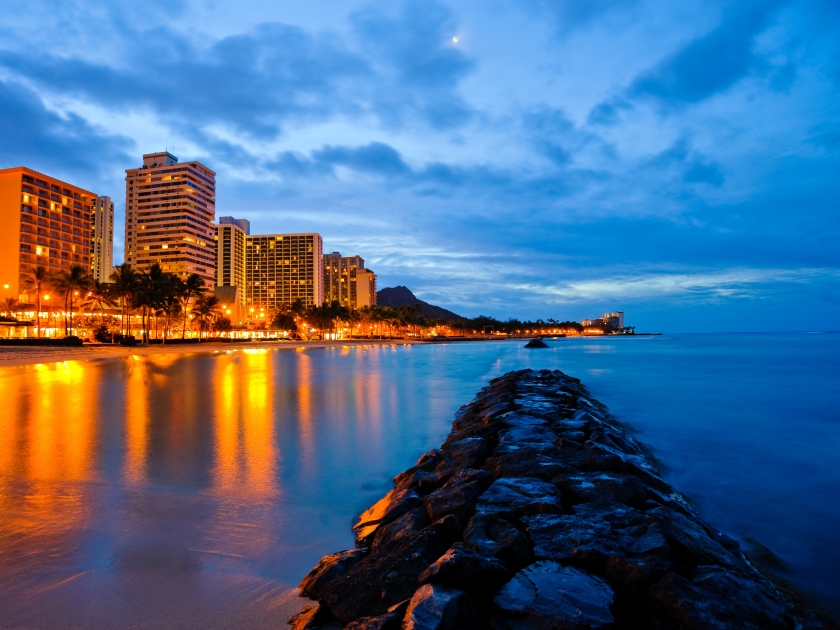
<box><xmin>0</xmin><ymin>336</ymin><xmax>838</xmax><ymax>627</ymax></box>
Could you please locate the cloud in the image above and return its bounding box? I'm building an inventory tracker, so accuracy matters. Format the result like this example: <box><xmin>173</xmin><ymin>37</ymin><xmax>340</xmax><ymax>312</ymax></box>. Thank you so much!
<box><xmin>630</xmin><ymin>1</ymin><xmax>790</xmax><ymax>106</ymax></box>
<box><xmin>0</xmin><ymin>23</ymin><xmax>370</xmax><ymax>140</ymax></box>
<box><xmin>314</xmin><ymin>142</ymin><xmax>411</xmax><ymax>176</ymax></box>
<box><xmin>351</xmin><ymin>0</ymin><xmax>475</xmax><ymax>129</ymax></box>
<box><xmin>519</xmin><ymin>0</ymin><xmax>641</xmax><ymax>37</ymax></box>
<box><xmin>0</xmin><ymin>78</ymin><xmax>132</xmax><ymax>186</ymax></box>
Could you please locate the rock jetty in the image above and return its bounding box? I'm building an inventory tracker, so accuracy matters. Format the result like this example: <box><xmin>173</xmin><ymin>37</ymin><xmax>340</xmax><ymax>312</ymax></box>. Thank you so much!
<box><xmin>291</xmin><ymin>369</ymin><xmax>831</xmax><ymax>629</ymax></box>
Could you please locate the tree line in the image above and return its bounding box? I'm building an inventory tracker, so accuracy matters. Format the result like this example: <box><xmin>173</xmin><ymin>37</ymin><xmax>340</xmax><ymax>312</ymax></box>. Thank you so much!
<box><xmin>2</xmin><ymin>263</ymin><xmax>597</xmax><ymax>341</ymax></box>
<box><xmin>3</xmin><ymin>262</ymin><xmax>223</xmax><ymax>341</ymax></box>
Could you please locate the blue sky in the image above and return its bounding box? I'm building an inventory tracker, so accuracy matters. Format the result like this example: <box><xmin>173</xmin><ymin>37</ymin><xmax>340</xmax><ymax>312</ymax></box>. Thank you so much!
<box><xmin>1</xmin><ymin>0</ymin><xmax>838</xmax><ymax>331</ymax></box>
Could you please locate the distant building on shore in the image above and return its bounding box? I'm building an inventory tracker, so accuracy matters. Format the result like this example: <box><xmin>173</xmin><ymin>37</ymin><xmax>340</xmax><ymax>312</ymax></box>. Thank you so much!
<box><xmin>582</xmin><ymin>311</ymin><xmax>625</xmax><ymax>331</ymax></box>
<box><xmin>245</xmin><ymin>232</ymin><xmax>323</xmax><ymax>312</ymax></box>
<box><xmin>323</xmin><ymin>252</ymin><xmax>377</xmax><ymax>309</ymax></box>
<box><xmin>90</xmin><ymin>196</ymin><xmax>114</xmax><ymax>283</ymax></box>
<box><xmin>0</xmin><ymin>166</ymin><xmax>97</xmax><ymax>302</ymax></box>
<box><xmin>124</xmin><ymin>152</ymin><xmax>217</xmax><ymax>287</ymax></box>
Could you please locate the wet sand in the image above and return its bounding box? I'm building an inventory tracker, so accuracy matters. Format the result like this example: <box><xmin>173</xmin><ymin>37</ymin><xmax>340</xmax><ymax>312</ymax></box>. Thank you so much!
<box><xmin>0</xmin><ymin>338</ymin><xmax>423</xmax><ymax>367</ymax></box>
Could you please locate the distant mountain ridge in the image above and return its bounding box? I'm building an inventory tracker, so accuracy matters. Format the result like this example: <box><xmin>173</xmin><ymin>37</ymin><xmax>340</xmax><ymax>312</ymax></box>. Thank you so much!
<box><xmin>376</xmin><ymin>286</ymin><xmax>462</xmax><ymax>322</ymax></box>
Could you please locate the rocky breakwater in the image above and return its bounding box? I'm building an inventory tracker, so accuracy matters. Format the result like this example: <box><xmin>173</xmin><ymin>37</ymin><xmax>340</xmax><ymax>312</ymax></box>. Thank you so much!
<box><xmin>291</xmin><ymin>369</ymin><xmax>831</xmax><ymax>629</ymax></box>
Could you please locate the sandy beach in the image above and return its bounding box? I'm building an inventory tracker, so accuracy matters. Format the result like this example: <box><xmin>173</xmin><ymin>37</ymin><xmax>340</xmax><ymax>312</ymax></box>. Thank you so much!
<box><xmin>0</xmin><ymin>338</ymin><xmax>425</xmax><ymax>368</ymax></box>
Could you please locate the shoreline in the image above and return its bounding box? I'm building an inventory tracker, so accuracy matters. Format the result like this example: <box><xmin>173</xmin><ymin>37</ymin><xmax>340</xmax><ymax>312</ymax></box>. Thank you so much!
<box><xmin>0</xmin><ymin>338</ymin><xmax>429</xmax><ymax>368</ymax></box>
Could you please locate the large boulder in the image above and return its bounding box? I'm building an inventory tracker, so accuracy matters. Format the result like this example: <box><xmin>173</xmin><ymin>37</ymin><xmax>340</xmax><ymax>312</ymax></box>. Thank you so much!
<box><xmin>494</xmin><ymin>561</ymin><xmax>615</xmax><ymax>629</ymax></box>
<box><xmin>645</xmin><ymin>570</ymin><xmax>790</xmax><ymax>630</ymax></box>
<box><xmin>353</xmin><ymin>487</ymin><xmax>422</xmax><ymax>547</ymax></box>
<box><xmin>318</xmin><ymin>518</ymin><xmax>461</xmax><ymax>624</ymax></box>
<box><xmin>299</xmin><ymin>548</ymin><xmax>369</xmax><ymax>599</ymax></box>
<box><xmin>434</xmin><ymin>438</ymin><xmax>491</xmax><ymax>480</ymax></box>
<box><xmin>418</xmin><ymin>543</ymin><xmax>512</xmax><ymax>592</ymax></box>
<box><xmin>423</xmin><ymin>469</ymin><xmax>492</xmax><ymax>523</ymax></box>
<box><xmin>463</xmin><ymin>512</ymin><xmax>535</xmax><ymax>570</ymax></box>
<box><xmin>403</xmin><ymin>584</ymin><xmax>474</xmax><ymax>630</ymax></box>
<box><xmin>476</xmin><ymin>477</ymin><xmax>563</xmax><ymax>520</ymax></box>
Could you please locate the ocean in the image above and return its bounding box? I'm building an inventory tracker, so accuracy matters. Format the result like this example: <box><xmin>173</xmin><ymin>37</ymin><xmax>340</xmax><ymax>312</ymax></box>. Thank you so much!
<box><xmin>0</xmin><ymin>333</ymin><xmax>837</xmax><ymax>627</ymax></box>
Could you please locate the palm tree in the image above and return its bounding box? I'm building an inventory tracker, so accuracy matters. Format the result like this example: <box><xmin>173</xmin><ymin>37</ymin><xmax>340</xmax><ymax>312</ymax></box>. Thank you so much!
<box><xmin>346</xmin><ymin>307</ymin><xmax>361</xmax><ymax>339</ymax></box>
<box><xmin>178</xmin><ymin>273</ymin><xmax>206</xmax><ymax>339</ymax></box>
<box><xmin>110</xmin><ymin>264</ymin><xmax>138</xmax><ymax>337</ymax></box>
<box><xmin>134</xmin><ymin>264</ymin><xmax>173</xmax><ymax>342</ymax></box>
<box><xmin>21</xmin><ymin>266</ymin><xmax>53</xmax><ymax>338</ymax></box>
<box><xmin>53</xmin><ymin>264</ymin><xmax>92</xmax><ymax>336</ymax></box>
<box><xmin>158</xmin><ymin>295</ymin><xmax>182</xmax><ymax>342</ymax></box>
<box><xmin>191</xmin><ymin>293</ymin><xmax>221</xmax><ymax>340</ymax></box>
<box><xmin>82</xmin><ymin>280</ymin><xmax>114</xmax><ymax>313</ymax></box>
<box><xmin>2</xmin><ymin>297</ymin><xmax>19</xmax><ymax>318</ymax></box>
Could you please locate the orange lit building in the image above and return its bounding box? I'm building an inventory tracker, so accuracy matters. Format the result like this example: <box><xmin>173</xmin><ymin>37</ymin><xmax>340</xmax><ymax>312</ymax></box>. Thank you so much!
<box><xmin>124</xmin><ymin>152</ymin><xmax>217</xmax><ymax>287</ymax></box>
<box><xmin>0</xmin><ymin>166</ymin><xmax>96</xmax><ymax>302</ymax></box>
<box><xmin>322</xmin><ymin>251</ymin><xmax>377</xmax><ymax>308</ymax></box>
<box><xmin>245</xmin><ymin>233</ymin><xmax>323</xmax><ymax>311</ymax></box>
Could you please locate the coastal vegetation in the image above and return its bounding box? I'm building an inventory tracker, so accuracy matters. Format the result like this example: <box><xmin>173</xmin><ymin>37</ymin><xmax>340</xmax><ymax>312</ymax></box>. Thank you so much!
<box><xmin>8</xmin><ymin>264</ymin><xmax>619</xmax><ymax>342</ymax></box>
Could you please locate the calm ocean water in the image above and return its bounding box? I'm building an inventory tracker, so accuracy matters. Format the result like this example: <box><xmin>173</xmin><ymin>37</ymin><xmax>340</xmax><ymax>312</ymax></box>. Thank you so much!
<box><xmin>0</xmin><ymin>333</ymin><xmax>838</xmax><ymax>627</ymax></box>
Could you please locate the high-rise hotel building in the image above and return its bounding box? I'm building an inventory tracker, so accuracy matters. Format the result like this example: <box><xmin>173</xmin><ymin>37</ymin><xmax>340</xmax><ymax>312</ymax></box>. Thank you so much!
<box><xmin>245</xmin><ymin>233</ymin><xmax>323</xmax><ymax>311</ymax></box>
<box><xmin>215</xmin><ymin>216</ymin><xmax>249</xmax><ymax>308</ymax></box>
<box><xmin>124</xmin><ymin>152</ymin><xmax>216</xmax><ymax>286</ymax></box>
<box><xmin>0</xmin><ymin>167</ymin><xmax>96</xmax><ymax>301</ymax></box>
<box><xmin>323</xmin><ymin>252</ymin><xmax>377</xmax><ymax>308</ymax></box>
<box><xmin>90</xmin><ymin>196</ymin><xmax>114</xmax><ymax>283</ymax></box>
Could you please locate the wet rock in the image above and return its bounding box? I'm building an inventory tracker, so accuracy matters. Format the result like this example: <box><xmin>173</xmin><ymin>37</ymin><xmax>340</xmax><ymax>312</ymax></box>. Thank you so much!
<box><xmin>344</xmin><ymin>600</ymin><xmax>409</xmax><ymax>630</ymax></box>
<box><xmin>403</xmin><ymin>584</ymin><xmax>474</xmax><ymax>630</ymax></box>
<box><xmin>373</xmin><ymin>507</ymin><xmax>431</xmax><ymax>549</ymax></box>
<box><xmin>463</xmin><ymin>512</ymin><xmax>535</xmax><ymax>570</ymax></box>
<box><xmin>423</xmin><ymin>469</ymin><xmax>492</xmax><ymax>523</ymax></box>
<box><xmin>395</xmin><ymin>469</ymin><xmax>441</xmax><ymax>494</ymax></box>
<box><xmin>494</xmin><ymin>561</ymin><xmax>615</xmax><ymax>629</ymax></box>
<box><xmin>344</xmin><ymin>611</ymin><xmax>401</xmax><ymax>630</ymax></box>
<box><xmin>289</xmin><ymin>604</ymin><xmax>332</xmax><ymax>629</ymax></box>
<box><xmin>299</xmin><ymin>548</ymin><xmax>369</xmax><ymax>599</ymax></box>
<box><xmin>476</xmin><ymin>477</ymin><xmax>562</xmax><ymax>520</ymax></box>
<box><xmin>524</xmin><ymin>338</ymin><xmax>549</xmax><ymax>348</ymax></box>
<box><xmin>418</xmin><ymin>543</ymin><xmax>513</xmax><ymax>592</ymax></box>
<box><xmin>484</xmin><ymin>451</ymin><xmax>568</xmax><ymax>481</ymax></box>
<box><xmin>319</xmin><ymin>522</ymin><xmax>460</xmax><ymax>624</ymax></box>
<box><xmin>627</xmin><ymin>523</ymin><xmax>671</xmax><ymax>560</ymax></box>
<box><xmin>646</xmin><ymin>570</ymin><xmax>790</xmax><ymax>630</ymax></box>
<box><xmin>354</xmin><ymin>487</ymin><xmax>422</xmax><ymax>547</ymax></box>
<box><xmin>555</xmin><ymin>472</ymin><xmax>652</xmax><ymax>509</ymax></box>
<box><xmin>497</xmin><ymin>423</ymin><xmax>558</xmax><ymax>453</ymax></box>
<box><xmin>524</xmin><ymin>513</ymin><xmax>622</xmax><ymax>571</ymax></box>
<box><xmin>516</xmin><ymin>397</ymin><xmax>563</xmax><ymax>419</ymax></box>
<box><xmin>434</xmin><ymin>438</ymin><xmax>490</xmax><ymax>480</ymax></box>
<box><xmin>603</xmin><ymin>554</ymin><xmax>672</xmax><ymax>595</ymax></box>
<box><xmin>647</xmin><ymin>507</ymin><xmax>742</xmax><ymax>572</ymax></box>
<box><xmin>476</xmin><ymin>400</ymin><xmax>517</xmax><ymax>426</ymax></box>
<box><xmin>394</xmin><ymin>451</ymin><xmax>440</xmax><ymax>486</ymax></box>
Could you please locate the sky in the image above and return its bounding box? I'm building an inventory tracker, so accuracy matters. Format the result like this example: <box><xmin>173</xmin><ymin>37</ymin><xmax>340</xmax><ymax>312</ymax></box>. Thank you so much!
<box><xmin>1</xmin><ymin>0</ymin><xmax>838</xmax><ymax>332</ymax></box>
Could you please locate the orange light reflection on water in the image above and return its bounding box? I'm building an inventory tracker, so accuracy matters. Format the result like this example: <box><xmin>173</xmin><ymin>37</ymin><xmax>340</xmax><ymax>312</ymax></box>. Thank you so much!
<box><xmin>212</xmin><ymin>351</ymin><xmax>278</xmax><ymax>499</ymax></box>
